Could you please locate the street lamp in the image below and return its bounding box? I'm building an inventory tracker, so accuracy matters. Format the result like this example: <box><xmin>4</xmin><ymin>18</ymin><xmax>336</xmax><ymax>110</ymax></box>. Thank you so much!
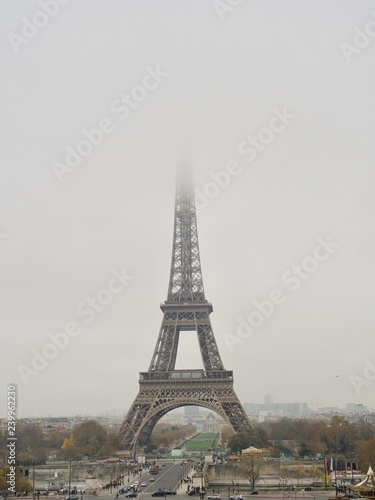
<box><xmin>200</xmin><ymin>471</ymin><xmax>205</xmax><ymax>499</ymax></box>
<box><xmin>335</xmin><ymin>458</ymin><xmax>338</xmax><ymax>497</ymax></box>
<box><xmin>32</xmin><ymin>461</ymin><xmax>36</xmax><ymax>500</ymax></box>
<box><xmin>68</xmin><ymin>460</ymin><xmax>72</xmax><ymax>499</ymax></box>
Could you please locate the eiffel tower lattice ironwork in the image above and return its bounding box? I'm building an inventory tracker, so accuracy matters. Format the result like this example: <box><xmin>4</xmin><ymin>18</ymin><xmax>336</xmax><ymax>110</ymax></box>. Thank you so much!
<box><xmin>118</xmin><ymin>168</ymin><xmax>255</xmax><ymax>455</ymax></box>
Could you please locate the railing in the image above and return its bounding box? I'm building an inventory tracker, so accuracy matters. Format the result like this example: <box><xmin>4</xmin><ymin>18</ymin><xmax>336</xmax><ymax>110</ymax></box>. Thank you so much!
<box><xmin>139</xmin><ymin>370</ymin><xmax>233</xmax><ymax>381</ymax></box>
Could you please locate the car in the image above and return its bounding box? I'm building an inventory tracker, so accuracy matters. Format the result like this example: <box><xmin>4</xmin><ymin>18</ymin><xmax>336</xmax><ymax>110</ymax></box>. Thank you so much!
<box><xmin>207</xmin><ymin>495</ymin><xmax>221</xmax><ymax>500</ymax></box>
<box><xmin>140</xmin><ymin>483</ymin><xmax>147</xmax><ymax>487</ymax></box>
<box><xmin>65</xmin><ymin>497</ymin><xmax>79</xmax><ymax>500</ymax></box>
<box><xmin>250</xmin><ymin>491</ymin><xmax>259</xmax><ymax>495</ymax></box>
<box><xmin>152</xmin><ymin>490</ymin><xmax>166</xmax><ymax>497</ymax></box>
<box><xmin>150</xmin><ymin>478</ymin><xmax>155</xmax><ymax>482</ymax></box>
<box><xmin>125</xmin><ymin>494</ymin><xmax>137</xmax><ymax>498</ymax></box>
<box><xmin>165</xmin><ymin>491</ymin><xmax>176</xmax><ymax>496</ymax></box>
<box><xmin>230</xmin><ymin>496</ymin><xmax>242</xmax><ymax>500</ymax></box>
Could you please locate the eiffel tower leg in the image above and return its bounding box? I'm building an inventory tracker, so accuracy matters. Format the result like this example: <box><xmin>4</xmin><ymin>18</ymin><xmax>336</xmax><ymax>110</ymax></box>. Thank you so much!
<box><xmin>117</xmin><ymin>396</ymin><xmax>152</xmax><ymax>454</ymax></box>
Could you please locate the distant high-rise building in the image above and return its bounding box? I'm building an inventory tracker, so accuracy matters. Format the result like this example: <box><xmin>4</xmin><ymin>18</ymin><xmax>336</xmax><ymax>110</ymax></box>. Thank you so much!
<box><xmin>346</xmin><ymin>403</ymin><xmax>367</xmax><ymax>413</ymax></box>
<box><xmin>244</xmin><ymin>401</ymin><xmax>308</xmax><ymax>418</ymax></box>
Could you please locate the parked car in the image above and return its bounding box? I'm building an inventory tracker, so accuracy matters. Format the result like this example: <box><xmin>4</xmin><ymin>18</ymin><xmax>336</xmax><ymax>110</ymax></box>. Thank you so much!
<box><xmin>189</xmin><ymin>487</ymin><xmax>206</xmax><ymax>496</ymax></box>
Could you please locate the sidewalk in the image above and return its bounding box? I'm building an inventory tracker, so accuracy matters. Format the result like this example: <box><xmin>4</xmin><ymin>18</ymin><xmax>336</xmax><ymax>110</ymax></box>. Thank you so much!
<box><xmin>177</xmin><ymin>468</ymin><xmax>203</xmax><ymax>495</ymax></box>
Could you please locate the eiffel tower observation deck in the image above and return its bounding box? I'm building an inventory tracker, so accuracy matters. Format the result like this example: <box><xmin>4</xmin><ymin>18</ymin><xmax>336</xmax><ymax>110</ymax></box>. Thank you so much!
<box><xmin>118</xmin><ymin>167</ymin><xmax>255</xmax><ymax>455</ymax></box>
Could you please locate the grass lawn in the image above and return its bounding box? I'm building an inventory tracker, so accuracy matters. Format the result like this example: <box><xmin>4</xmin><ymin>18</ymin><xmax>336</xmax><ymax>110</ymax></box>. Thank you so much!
<box><xmin>185</xmin><ymin>432</ymin><xmax>219</xmax><ymax>451</ymax></box>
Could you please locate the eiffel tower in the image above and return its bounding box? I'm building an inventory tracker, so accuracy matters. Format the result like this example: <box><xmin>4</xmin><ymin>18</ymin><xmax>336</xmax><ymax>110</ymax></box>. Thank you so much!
<box><xmin>118</xmin><ymin>167</ymin><xmax>255</xmax><ymax>455</ymax></box>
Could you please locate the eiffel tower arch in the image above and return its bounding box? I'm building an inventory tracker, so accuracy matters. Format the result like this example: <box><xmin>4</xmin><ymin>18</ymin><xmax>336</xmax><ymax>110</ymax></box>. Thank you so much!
<box><xmin>118</xmin><ymin>168</ymin><xmax>255</xmax><ymax>455</ymax></box>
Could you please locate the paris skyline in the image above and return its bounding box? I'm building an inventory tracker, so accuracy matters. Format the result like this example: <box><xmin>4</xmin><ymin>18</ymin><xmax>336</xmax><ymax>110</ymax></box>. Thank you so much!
<box><xmin>1</xmin><ymin>0</ymin><xmax>374</xmax><ymax>419</ymax></box>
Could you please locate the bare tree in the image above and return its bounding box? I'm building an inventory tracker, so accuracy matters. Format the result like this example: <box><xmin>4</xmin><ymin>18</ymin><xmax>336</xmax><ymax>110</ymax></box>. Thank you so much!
<box><xmin>238</xmin><ymin>453</ymin><xmax>265</xmax><ymax>491</ymax></box>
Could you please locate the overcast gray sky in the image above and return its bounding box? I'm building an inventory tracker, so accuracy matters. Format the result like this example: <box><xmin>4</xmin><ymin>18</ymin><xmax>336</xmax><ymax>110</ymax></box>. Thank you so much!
<box><xmin>1</xmin><ymin>0</ymin><xmax>374</xmax><ymax>418</ymax></box>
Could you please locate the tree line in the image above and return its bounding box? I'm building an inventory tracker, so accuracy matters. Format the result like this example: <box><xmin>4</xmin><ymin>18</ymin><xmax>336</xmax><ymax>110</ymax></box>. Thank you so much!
<box><xmin>224</xmin><ymin>415</ymin><xmax>375</xmax><ymax>471</ymax></box>
<box><xmin>1</xmin><ymin>415</ymin><xmax>374</xmax><ymax>471</ymax></box>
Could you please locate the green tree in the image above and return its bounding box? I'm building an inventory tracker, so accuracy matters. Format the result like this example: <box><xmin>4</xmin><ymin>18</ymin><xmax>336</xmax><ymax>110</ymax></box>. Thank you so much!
<box><xmin>298</xmin><ymin>442</ymin><xmax>311</xmax><ymax>457</ymax></box>
<box><xmin>16</xmin><ymin>425</ymin><xmax>44</xmax><ymax>453</ymax></box>
<box><xmin>72</xmin><ymin>420</ymin><xmax>107</xmax><ymax>457</ymax></box>
<box><xmin>227</xmin><ymin>432</ymin><xmax>254</xmax><ymax>453</ymax></box>
<box><xmin>15</xmin><ymin>473</ymin><xmax>33</xmax><ymax>494</ymax></box>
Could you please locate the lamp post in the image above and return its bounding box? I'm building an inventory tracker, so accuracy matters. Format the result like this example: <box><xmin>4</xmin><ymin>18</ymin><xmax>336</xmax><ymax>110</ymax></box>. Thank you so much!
<box><xmin>32</xmin><ymin>461</ymin><xmax>36</xmax><ymax>500</ymax></box>
<box><xmin>68</xmin><ymin>460</ymin><xmax>72</xmax><ymax>499</ymax></box>
<box><xmin>335</xmin><ymin>458</ymin><xmax>338</xmax><ymax>497</ymax></box>
<box><xmin>324</xmin><ymin>457</ymin><xmax>328</xmax><ymax>491</ymax></box>
<box><xmin>200</xmin><ymin>471</ymin><xmax>204</xmax><ymax>499</ymax></box>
